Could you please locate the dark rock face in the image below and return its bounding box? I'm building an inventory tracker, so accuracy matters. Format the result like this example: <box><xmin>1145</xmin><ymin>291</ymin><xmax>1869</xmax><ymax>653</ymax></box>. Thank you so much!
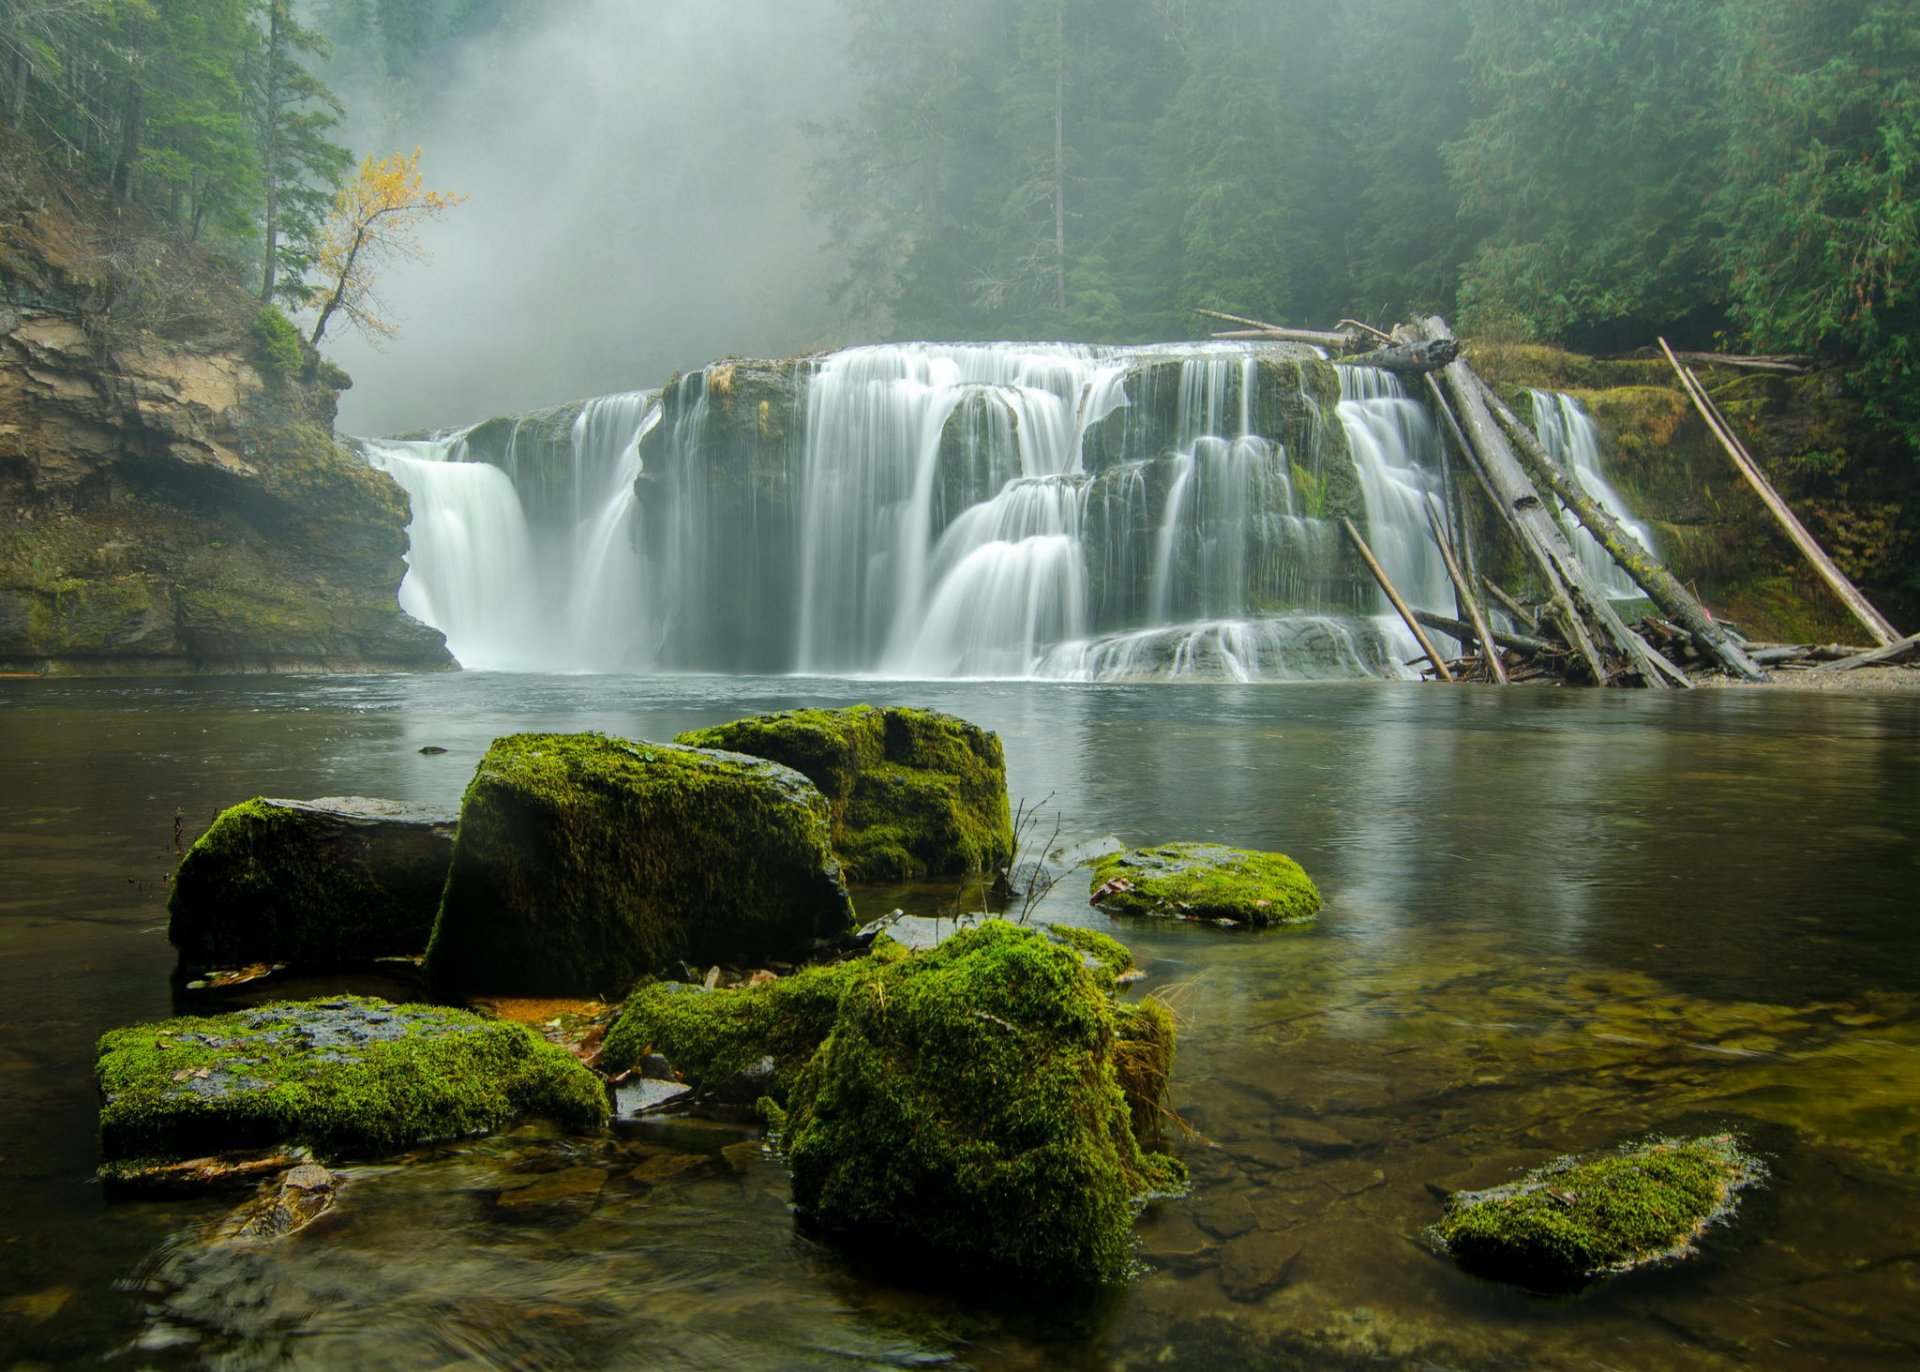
<box><xmin>675</xmin><ymin>705</ymin><xmax>1015</xmax><ymax>880</ymax></box>
<box><xmin>95</xmin><ymin>996</ymin><xmax>608</xmax><ymax>1162</ymax></box>
<box><xmin>168</xmin><ymin>796</ymin><xmax>457</xmax><ymax>972</ymax></box>
<box><xmin>0</xmin><ymin>137</ymin><xmax>448</xmax><ymax>674</ymax></box>
<box><xmin>425</xmin><ymin>733</ymin><xmax>856</xmax><ymax>999</ymax></box>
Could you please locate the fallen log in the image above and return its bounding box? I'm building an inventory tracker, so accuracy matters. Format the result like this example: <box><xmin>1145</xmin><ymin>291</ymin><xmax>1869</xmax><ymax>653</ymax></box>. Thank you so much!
<box><xmin>1340</xmin><ymin>337</ymin><xmax>1460</xmax><ymax>376</ymax></box>
<box><xmin>1196</xmin><ymin>309</ymin><xmax>1359</xmax><ymax>351</ymax></box>
<box><xmin>1479</xmin><ymin>576</ymin><xmax>1541</xmax><ymax>630</ymax></box>
<box><xmin>1811</xmin><ymin>632</ymin><xmax>1920</xmax><ymax>672</ymax></box>
<box><xmin>1413</xmin><ymin>609</ymin><xmax>1555</xmax><ymax>657</ymax></box>
<box><xmin>1477</xmin><ymin>376</ymin><xmax>1767</xmax><ymax>683</ymax></box>
<box><xmin>1664</xmin><ymin>350</ymin><xmax>1812</xmax><ymax>374</ymax></box>
<box><xmin>1660</xmin><ymin>339</ymin><xmax>1900</xmax><ymax>648</ymax></box>
<box><xmin>1423</xmin><ymin>498</ymin><xmax>1507</xmax><ymax>683</ymax></box>
<box><xmin>1342</xmin><ymin>517</ymin><xmax>1454</xmax><ymax>683</ymax></box>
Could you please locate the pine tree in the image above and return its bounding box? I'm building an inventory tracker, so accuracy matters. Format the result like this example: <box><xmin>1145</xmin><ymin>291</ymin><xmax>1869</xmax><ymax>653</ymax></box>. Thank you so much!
<box><xmin>255</xmin><ymin>0</ymin><xmax>350</xmax><ymax>304</ymax></box>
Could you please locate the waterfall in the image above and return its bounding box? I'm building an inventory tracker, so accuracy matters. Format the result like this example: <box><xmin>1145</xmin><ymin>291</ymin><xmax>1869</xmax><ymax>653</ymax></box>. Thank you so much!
<box><xmin>1529</xmin><ymin>391</ymin><xmax>1655</xmax><ymax>601</ymax></box>
<box><xmin>362</xmin><ymin>389</ymin><xmax>658</xmax><ymax>671</ymax></box>
<box><xmin>361</xmin><ymin>344</ymin><xmax>1659</xmax><ymax>682</ymax></box>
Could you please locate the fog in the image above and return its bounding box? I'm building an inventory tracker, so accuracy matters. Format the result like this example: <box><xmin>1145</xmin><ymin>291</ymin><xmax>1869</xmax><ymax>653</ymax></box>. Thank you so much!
<box><xmin>324</xmin><ymin>0</ymin><xmax>852</xmax><ymax>437</ymax></box>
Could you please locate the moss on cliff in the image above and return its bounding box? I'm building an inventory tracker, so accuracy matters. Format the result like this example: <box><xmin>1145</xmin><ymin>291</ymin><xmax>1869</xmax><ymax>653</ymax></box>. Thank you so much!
<box><xmin>426</xmin><ymin>733</ymin><xmax>856</xmax><ymax>999</ymax></box>
<box><xmin>97</xmin><ymin>996</ymin><xmax>607</xmax><ymax>1162</ymax></box>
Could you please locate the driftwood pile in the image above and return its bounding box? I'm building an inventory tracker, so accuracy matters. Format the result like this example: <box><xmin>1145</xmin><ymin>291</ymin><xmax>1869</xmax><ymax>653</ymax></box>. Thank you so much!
<box><xmin>1199</xmin><ymin>308</ymin><xmax>1911</xmax><ymax>688</ymax></box>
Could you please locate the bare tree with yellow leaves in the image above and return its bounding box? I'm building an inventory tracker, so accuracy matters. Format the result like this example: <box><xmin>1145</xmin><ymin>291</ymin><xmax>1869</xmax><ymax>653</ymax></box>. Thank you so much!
<box><xmin>306</xmin><ymin>147</ymin><xmax>465</xmax><ymax>349</ymax></box>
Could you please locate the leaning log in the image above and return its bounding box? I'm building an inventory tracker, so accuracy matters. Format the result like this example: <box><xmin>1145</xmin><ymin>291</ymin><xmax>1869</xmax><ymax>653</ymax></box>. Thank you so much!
<box><xmin>1342</xmin><ymin>517</ymin><xmax>1454</xmax><ymax>682</ymax></box>
<box><xmin>1413</xmin><ymin>609</ymin><xmax>1555</xmax><ymax>658</ymax></box>
<box><xmin>1423</xmin><ymin>499</ymin><xmax>1507</xmax><ymax>683</ymax></box>
<box><xmin>1477</xmin><ymin>377</ymin><xmax>1768</xmax><ymax>683</ymax></box>
<box><xmin>1811</xmin><ymin>632</ymin><xmax>1920</xmax><ymax>673</ymax></box>
<box><xmin>1659</xmin><ymin>339</ymin><xmax>1900</xmax><ymax>648</ymax></box>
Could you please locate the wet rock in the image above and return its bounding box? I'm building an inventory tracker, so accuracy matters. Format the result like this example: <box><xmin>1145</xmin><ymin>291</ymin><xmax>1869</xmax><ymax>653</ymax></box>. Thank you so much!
<box><xmin>1088</xmin><ymin>842</ymin><xmax>1321</xmax><ymax>927</ymax></box>
<box><xmin>97</xmin><ymin>996</ymin><xmax>608</xmax><ymax>1162</ymax></box>
<box><xmin>1138</xmin><ymin>1208</ymin><xmax>1214</xmax><ymax>1267</ymax></box>
<box><xmin>1191</xmin><ymin>1186</ymin><xmax>1258</xmax><ymax>1239</ymax></box>
<box><xmin>168</xmin><ymin>797</ymin><xmax>456</xmax><ymax>971</ymax></box>
<box><xmin>639</xmin><ymin>1054</ymin><xmax>677</xmax><ymax>1082</ymax></box>
<box><xmin>100</xmin><ymin>1149</ymin><xmax>307</xmax><ymax>1196</ymax></box>
<box><xmin>1428</xmin><ymin>1133</ymin><xmax>1763</xmax><ymax>1291</ymax></box>
<box><xmin>221</xmin><ymin>1163</ymin><xmax>339</xmax><ymax>1239</ymax></box>
<box><xmin>785</xmin><ymin>921</ymin><xmax>1186</xmax><ymax>1284</ymax></box>
<box><xmin>613</xmin><ymin>1079</ymin><xmax>693</xmax><ymax>1119</ymax></box>
<box><xmin>496</xmin><ymin>1165</ymin><xmax>608</xmax><ymax>1210</ymax></box>
<box><xmin>629</xmin><ymin>1152</ymin><xmax>708</xmax><ymax>1184</ymax></box>
<box><xmin>1217</xmin><ymin>1230</ymin><xmax>1301</xmax><ymax>1301</ymax></box>
<box><xmin>426</xmin><ymin>734</ymin><xmax>856</xmax><ymax>998</ymax></box>
<box><xmin>675</xmin><ymin>705</ymin><xmax>1014</xmax><ymax>880</ymax></box>
<box><xmin>1271</xmin><ymin>1116</ymin><xmax>1364</xmax><ymax>1155</ymax></box>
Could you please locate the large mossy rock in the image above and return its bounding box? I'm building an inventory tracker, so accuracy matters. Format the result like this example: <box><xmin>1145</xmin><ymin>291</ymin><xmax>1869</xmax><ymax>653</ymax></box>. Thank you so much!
<box><xmin>1429</xmin><ymin>1134</ymin><xmax>1762</xmax><ymax>1291</ymax></box>
<box><xmin>785</xmin><ymin>921</ymin><xmax>1186</xmax><ymax>1285</ymax></box>
<box><xmin>96</xmin><ymin>996</ymin><xmax>607</xmax><ymax>1163</ymax></box>
<box><xmin>168</xmin><ymin>796</ymin><xmax>456</xmax><ymax>971</ymax></box>
<box><xmin>426</xmin><ymin>733</ymin><xmax>856</xmax><ymax>998</ymax></box>
<box><xmin>674</xmin><ymin>705</ymin><xmax>1014</xmax><ymax>881</ymax></box>
<box><xmin>1090</xmin><ymin>842</ymin><xmax>1321</xmax><ymax>927</ymax></box>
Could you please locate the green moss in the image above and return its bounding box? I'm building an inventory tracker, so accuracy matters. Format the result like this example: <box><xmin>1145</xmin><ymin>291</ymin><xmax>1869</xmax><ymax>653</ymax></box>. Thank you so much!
<box><xmin>167</xmin><ymin>796</ymin><xmax>452</xmax><ymax>970</ymax></box>
<box><xmin>96</xmin><ymin>996</ymin><xmax>607</xmax><ymax>1162</ymax></box>
<box><xmin>426</xmin><ymin>733</ymin><xmax>855</xmax><ymax>999</ymax></box>
<box><xmin>253</xmin><ymin>306</ymin><xmax>304</xmax><ymax>379</ymax></box>
<box><xmin>676</xmin><ymin>705</ymin><xmax>1014</xmax><ymax>881</ymax></box>
<box><xmin>785</xmin><ymin>920</ymin><xmax>1185</xmax><ymax>1285</ymax></box>
<box><xmin>1430</xmin><ymin>1134</ymin><xmax>1762</xmax><ymax>1290</ymax></box>
<box><xmin>1090</xmin><ymin>843</ymin><xmax>1321</xmax><ymax>927</ymax></box>
<box><xmin>1046</xmin><ymin>923</ymin><xmax>1137</xmax><ymax>986</ymax></box>
<box><xmin>1113</xmin><ymin>997</ymin><xmax>1177</xmax><ymax>1151</ymax></box>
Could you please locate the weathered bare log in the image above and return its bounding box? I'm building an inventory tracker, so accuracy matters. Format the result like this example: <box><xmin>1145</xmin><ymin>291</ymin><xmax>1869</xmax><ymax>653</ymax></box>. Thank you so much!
<box><xmin>1196</xmin><ymin>309</ymin><xmax>1359</xmax><ymax>350</ymax></box>
<box><xmin>1342</xmin><ymin>517</ymin><xmax>1454</xmax><ymax>682</ymax></box>
<box><xmin>1343</xmin><ymin>337</ymin><xmax>1460</xmax><ymax>376</ymax></box>
<box><xmin>1479</xmin><ymin>576</ymin><xmax>1540</xmax><ymax>630</ymax></box>
<box><xmin>1660</xmin><ymin>339</ymin><xmax>1900</xmax><ymax>648</ymax></box>
<box><xmin>1477</xmin><ymin>376</ymin><xmax>1768</xmax><ymax>683</ymax></box>
<box><xmin>1811</xmin><ymin>632</ymin><xmax>1920</xmax><ymax>672</ymax></box>
<box><xmin>1665</xmin><ymin>350</ymin><xmax>1812</xmax><ymax>374</ymax></box>
<box><xmin>1412</xmin><ymin>609</ymin><xmax>1555</xmax><ymax>657</ymax></box>
<box><xmin>1419</xmin><ymin>319</ymin><xmax>1636</xmax><ymax>685</ymax></box>
<box><xmin>1423</xmin><ymin>498</ymin><xmax>1507</xmax><ymax>683</ymax></box>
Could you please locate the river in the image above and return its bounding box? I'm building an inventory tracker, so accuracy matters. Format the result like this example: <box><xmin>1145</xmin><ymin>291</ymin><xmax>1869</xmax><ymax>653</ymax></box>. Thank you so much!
<box><xmin>2</xmin><ymin>673</ymin><xmax>1915</xmax><ymax>1369</ymax></box>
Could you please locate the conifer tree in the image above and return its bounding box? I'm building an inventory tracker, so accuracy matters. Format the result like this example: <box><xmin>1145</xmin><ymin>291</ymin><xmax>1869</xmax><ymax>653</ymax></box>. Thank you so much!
<box><xmin>255</xmin><ymin>0</ymin><xmax>350</xmax><ymax>304</ymax></box>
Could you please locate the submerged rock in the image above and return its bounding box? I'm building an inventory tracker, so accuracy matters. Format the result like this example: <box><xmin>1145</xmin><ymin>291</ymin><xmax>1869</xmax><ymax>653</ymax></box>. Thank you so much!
<box><xmin>96</xmin><ymin>996</ymin><xmax>607</xmax><ymax>1163</ymax></box>
<box><xmin>425</xmin><ymin>733</ymin><xmax>856</xmax><ymax>998</ymax></box>
<box><xmin>168</xmin><ymin>796</ymin><xmax>456</xmax><ymax>971</ymax></box>
<box><xmin>1089</xmin><ymin>842</ymin><xmax>1321</xmax><ymax>926</ymax></box>
<box><xmin>675</xmin><ymin>705</ymin><xmax>1014</xmax><ymax>881</ymax></box>
<box><xmin>220</xmin><ymin>1163</ymin><xmax>339</xmax><ymax>1240</ymax></box>
<box><xmin>1428</xmin><ymin>1133</ymin><xmax>1762</xmax><ymax>1291</ymax></box>
<box><xmin>786</xmin><ymin>921</ymin><xmax>1186</xmax><ymax>1285</ymax></box>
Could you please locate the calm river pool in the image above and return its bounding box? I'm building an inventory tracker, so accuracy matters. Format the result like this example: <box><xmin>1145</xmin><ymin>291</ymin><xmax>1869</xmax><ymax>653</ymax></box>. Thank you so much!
<box><xmin>1</xmin><ymin>674</ymin><xmax>1916</xmax><ymax>1369</ymax></box>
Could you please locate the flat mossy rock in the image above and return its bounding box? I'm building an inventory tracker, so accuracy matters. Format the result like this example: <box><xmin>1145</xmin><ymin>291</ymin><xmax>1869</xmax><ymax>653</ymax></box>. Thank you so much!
<box><xmin>168</xmin><ymin>796</ymin><xmax>456</xmax><ymax>971</ymax></box>
<box><xmin>426</xmin><ymin>733</ymin><xmax>855</xmax><ymax>998</ymax></box>
<box><xmin>785</xmin><ymin>921</ymin><xmax>1186</xmax><ymax>1285</ymax></box>
<box><xmin>675</xmin><ymin>705</ymin><xmax>1014</xmax><ymax>881</ymax></box>
<box><xmin>96</xmin><ymin>996</ymin><xmax>607</xmax><ymax>1163</ymax></box>
<box><xmin>1429</xmin><ymin>1134</ymin><xmax>1763</xmax><ymax>1291</ymax></box>
<box><xmin>1090</xmin><ymin>842</ymin><xmax>1321</xmax><ymax>926</ymax></box>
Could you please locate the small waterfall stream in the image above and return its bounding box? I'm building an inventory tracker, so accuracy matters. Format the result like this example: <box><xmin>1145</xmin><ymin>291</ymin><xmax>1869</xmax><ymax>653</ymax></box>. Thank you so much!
<box><xmin>358</xmin><ymin>344</ymin><xmax>1656</xmax><ymax>680</ymax></box>
<box><xmin>1529</xmin><ymin>390</ymin><xmax>1657</xmax><ymax>601</ymax></box>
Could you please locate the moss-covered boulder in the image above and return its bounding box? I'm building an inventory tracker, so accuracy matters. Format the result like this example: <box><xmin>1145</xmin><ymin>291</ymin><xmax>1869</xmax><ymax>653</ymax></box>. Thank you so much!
<box><xmin>1429</xmin><ymin>1134</ymin><xmax>1763</xmax><ymax>1291</ymax></box>
<box><xmin>426</xmin><ymin>733</ymin><xmax>856</xmax><ymax>998</ymax></box>
<box><xmin>168</xmin><ymin>796</ymin><xmax>456</xmax><ymax>971</ymax></box>
<box><xmin>675</xmin><ymin>705</ymin><xmax>1014</xmax><ymax>881</ymax></box>
<box><xmin>96</xmin><ymin>996</ymin><xmax>607</xmax><ymax>1163</ymax></box>
<box><xmin>785</xmin><ymin>921</ymin><xmax>1186</xmax><ymax>1285</ymax></box>
<box><xmin>1089</xmin><ymin>842</ymin><xmax>1321</xmax><ymax>926</ymax></box>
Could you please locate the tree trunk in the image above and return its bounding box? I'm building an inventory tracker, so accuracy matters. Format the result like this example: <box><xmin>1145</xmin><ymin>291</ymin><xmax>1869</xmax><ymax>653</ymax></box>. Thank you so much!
<box><xmin>1341</xmin><ymin>337</ymin><xmax>1459</xmax><ymax>375</ymax></box>
<box><xmin>260</xmin><ymin>3</ymin><xmax>285</xmax><ymax>303</ymax></box>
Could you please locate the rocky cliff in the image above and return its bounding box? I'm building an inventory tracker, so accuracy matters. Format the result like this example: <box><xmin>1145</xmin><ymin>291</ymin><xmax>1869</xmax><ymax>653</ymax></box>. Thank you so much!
<box><xmin>0</xmin><ymin>137</ymin><xmax>447</xmax><ymax>674</ymax></box>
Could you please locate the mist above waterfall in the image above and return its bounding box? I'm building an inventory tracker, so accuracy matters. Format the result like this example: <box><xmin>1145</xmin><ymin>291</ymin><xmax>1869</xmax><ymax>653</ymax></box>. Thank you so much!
<box><xmin>323</xmin><ymin>0</ymin><xmax>849</xmax><ymax>438</ymax></box>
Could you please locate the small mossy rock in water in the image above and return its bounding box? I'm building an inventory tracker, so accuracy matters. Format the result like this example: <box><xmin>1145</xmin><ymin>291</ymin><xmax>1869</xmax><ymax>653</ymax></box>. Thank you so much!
<box><xmin>675</xmin><ymin>705</ymin><xmax>1014</xmax><ymax>880</ymax></box>
<box><xmin>96</xmin><ymin>996</ymin><xmax>607</xmax><ymax>1163</ymax></box>
<box><xmin>426</xmin><ymin>733</ymin><xmax>855</xmax><ymax>998</ymax></box>
<box><xmin>168</xmin><ymin>797</ymin><xmax>456</xmax><ymax>971</ymax></box>
<box><xmin>785</xmin><ymin>921</ymin><xmax>1187</xmax><ymax>1285</ymax></box>
<box><xmin>1429</xmin><ymin>1134</ymin><xmax>1763</xmax><ymax>1291</ymax></box>
<box><xmin>600</xmin><ymin>939</ymin><xmax>908</xmax><ymax>1105</ymax></box>
<box><xmin>1090</xmin><ymin>842</ymin><xmax>1321</xmax><ymax>926</ymax></box>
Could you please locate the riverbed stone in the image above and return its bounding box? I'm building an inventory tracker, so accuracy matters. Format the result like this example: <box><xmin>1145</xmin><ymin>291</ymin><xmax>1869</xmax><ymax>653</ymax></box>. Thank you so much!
<box><xmin>168</xmin><ymin>796</ymin><xmax>457</xmax><ymax>971</ymax></box>
<box><xmin>425</xmin><ymin>733</ymin><xmax>856</xmax><ymax>998</ymax></box>
<box><xmin>96</xmin><ymin>996</ymin><xmax>608</xmax><ymax>1163</ymax></box>
<box><xmin>785</xmin><ymin>921</ymin><xmax>1186</xmax><ymax>1285</ymax></box>
<box><xmin>1089</xmin><ymin>842</ymin><xmax>1321</xmax><ymax>926</ymax></box>
<box><xmin>1428</xmin><ymin>1133</ymin><xmax>1763</xmax><ymax>1291</ymax></box>
<box><xmin>675</xmin><ymin>705</ymin><xmax>1015</xmax><ymax>881</ymax></box>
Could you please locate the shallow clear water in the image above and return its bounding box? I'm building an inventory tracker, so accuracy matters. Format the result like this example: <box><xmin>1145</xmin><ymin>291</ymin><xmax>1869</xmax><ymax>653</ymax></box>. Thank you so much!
<box><xmin>2</xmin><ymin>675</ymin><xmax>1916</xmax><ymax>1369</ymax></box>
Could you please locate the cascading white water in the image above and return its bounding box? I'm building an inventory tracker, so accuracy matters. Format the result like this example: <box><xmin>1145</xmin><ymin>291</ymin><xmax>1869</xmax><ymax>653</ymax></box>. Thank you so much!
<box><xmin>1529</xmin><ymin>390</ymin><xmax>1655</xmax><ymax>601</ymax></box>
<box><xmin>364</xmin><ymin>343</ymin><xmax>1658</xmax><ymax>682</ymax></box>
<box><xmin>362</xmin><ymin>389</ymin><xmax>658</xmax><ymax>671</ymax></box>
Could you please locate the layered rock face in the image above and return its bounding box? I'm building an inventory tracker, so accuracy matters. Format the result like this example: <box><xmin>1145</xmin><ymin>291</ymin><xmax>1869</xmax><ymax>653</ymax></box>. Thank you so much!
<box><xmin>0</xmin><ymin>138</ymin><xmax>447</xmax><ymax>674</ymax></box>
